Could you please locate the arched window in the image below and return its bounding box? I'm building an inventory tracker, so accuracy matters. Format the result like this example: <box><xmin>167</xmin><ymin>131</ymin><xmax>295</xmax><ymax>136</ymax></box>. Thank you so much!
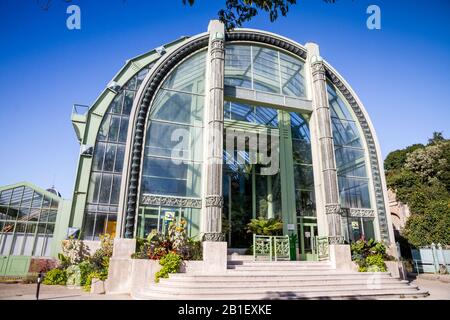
<box><xmin>84</xmin><ymin>65</ymin><xmax>153</xmax><ymax>240</ymax></box>
<box><xmin>328</xmin><ymin>82</ymin><xmax>375</xmax><ymax>242</ymax></box>
<box><xmin>137</xmin><ymin>51</ymin><xmax>206</xmax><ymax>238</ymax></box>
<box><xmin>328</xmin><ymin>83</ymin><xmax>371</xmax><ymax>209</ymax></box>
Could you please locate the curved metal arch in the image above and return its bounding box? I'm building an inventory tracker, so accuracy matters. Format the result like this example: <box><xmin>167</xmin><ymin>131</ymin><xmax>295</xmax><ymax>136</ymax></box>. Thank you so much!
<box><xmin>123</xmin><ymin>35</ymin><xmax>209</xmax><ymax>238</ymax></box>
<box><xmin>324</xmin><ymin>64</ymin><xmax>393</xmax><ymax>243</ymax></box>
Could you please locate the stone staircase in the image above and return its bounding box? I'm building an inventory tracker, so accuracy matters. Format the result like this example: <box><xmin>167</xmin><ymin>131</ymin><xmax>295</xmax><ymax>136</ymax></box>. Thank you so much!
<box><xmin>132</xmin><ymin>258</ymin><xmax>429</xmax><ymax>300</ymax></box>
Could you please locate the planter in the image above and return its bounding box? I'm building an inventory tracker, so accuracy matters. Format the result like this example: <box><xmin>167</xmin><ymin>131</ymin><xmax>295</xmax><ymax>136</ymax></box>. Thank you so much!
<box><xmin>90</xmin><ymin>278</ymin><xmax>105</xmax><ymax>294</ymax></box>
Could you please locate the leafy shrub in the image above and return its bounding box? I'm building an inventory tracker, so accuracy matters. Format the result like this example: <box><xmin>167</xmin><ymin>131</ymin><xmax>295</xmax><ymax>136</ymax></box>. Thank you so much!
<box><xmin>132</xmin><ymin>219</ymin><xmax>199</xmax><ymax>261</ymax></box>
<box><xmin>78</xmin><ymin>261</ymin><xmax>95</xmax><ymax>286</ymax></box>
<box><xmin>246</xmin><ymin>216</ymin><xmax>283</xmax><ymax>236</ymax></box>
<box><xmin>365</xmin><ymin>254</ymin><xmax>387</xmax><ymax>272</ymax></box>
<box><xmin>351</xmin><ymin>239</ymin><xmax>389</xmax><ymax>272</ymax></box>
<box><xmin>61</xmin><ymin>237</ymin><xmax>90</xmax><ymax>265</ymax></box>
<box><xmin>83</xmin><ymin>270</ymin><xmax>108</xmax><ymax>292</ymax></box>
<box><xmin>186</xmin><ymin>238</ymin><xmax>202</xmax><ymax>260</ymax></box>
<box><xmin>155</xmin><ymin>252</ymin><xmax>182</xmax><ymax>283</ymax></box>
<box><xmin>43</xmin><ymin>269</ymin><xmax>67</xmax><ymax>285</ymax></box>
<box><xmin>66</xmin><ymin>265</ymin><xmax>82</xmax><ymax>287</ymax></box>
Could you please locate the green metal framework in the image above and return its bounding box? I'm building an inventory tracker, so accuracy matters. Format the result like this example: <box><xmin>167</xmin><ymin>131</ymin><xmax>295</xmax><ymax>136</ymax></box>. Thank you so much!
<box><xmin>69</xmin><ymin>37</ymin><xmax>191</xmax><ymax>239</ymax></box>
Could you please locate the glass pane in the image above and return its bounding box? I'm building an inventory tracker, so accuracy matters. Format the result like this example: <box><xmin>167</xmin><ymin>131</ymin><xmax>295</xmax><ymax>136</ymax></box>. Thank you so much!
<box><xmin>252</xmin><ymin>46</ymin><xmax>280</xmax><ymax>94</ymax></box>
<box><xmin>151</xmin><ymin>90</ymin><xmax>198</xmax><ymax>125</ymax></box>
<box><xmin>294</xmin><ymin>165</ymin><xmax>314</xmax><ymax>190</ymax></box>
<box><xmin>335</xmin><ymin>147</ymin><xmax>365</xmax><ymax>169</ymax></box>
<box><xmin>225</xmin><ymin>45</ymin><xmax>252</xmax><ymax>89</ymax></box>
<box><xmin>103</xmin><ymin>144</ymin><xmax>117</xmax><ymax>172</ymax></box>
<box><xmin>362</xmin><ymin>218</ymin><xmax>375</xmax><ymax>240</ymax></box>
<box><xmin>123</xmin><ymin>91</ymin><xmax>135</xmax><ymax>115</ymax></box>
<box><xmin>118</xmin><ymin>117</ymin><xmax>129</xmax><ymax>143</ymax></box>
<box><xmin>295</xmin><ymin>190</ymin><xmax>315</xmax><ymax>216</ymax></box>
<box><xmin>110</xmin><ymin>91</ymin><xmax>123</xmax><ymax>114</ymax></box>
<box><xmin>99</xmin><ymin>174</ymin><xmax>112</xmax><ymax>204</ymax></box>
<box><xmin>136</xmin><ymin>68</ymin><xmax>149</xmax><ymax>89</ymax></box>
<box><xmin>225</xmin><ymin>101</ymin><xmax>278</xmax><ymax>127</ymax></box>
<box><xmin>108</xmin><ymin>115</ymin><xmax>121</xmax><ymax>142</ymax></box>
<box><xmin>110</xmin><ymin>175</ymin><xmax>122</xmax><ymax>205</ymax></box>
<box><xmin>161</xmin><ymin>51</ymin><xmax>206</xmax><ymax>94</ymax></box>
<box><xmin>98</xmin><ymin>115</ymin><xmax>111</xmax><ymax>141</ymax></box>
<box><xmin>145</xmin><ymin>121</ymin><xmax>192</xmax><ymax>159</ymax></box>
<box><xmin>0</xmin><ymin>189</ymin><xmax>12</xmax><ymax>206</ymax></box>
<box><xmin>92</xmin><ymin>142</ymin><xmax>106</xmax><ymax>171</ymax></box>
<box><xmin>331</xmin><ymin>117</ymin><xmax>363</xmax><ymax>148</ymax></box>
<box><xmin>31</xmin><ymin>192</ymin><xmax>43</xmax><ymax>208</ymax></box>
<box><xmin>339</xmin><ymin>162</ymin><xmax>368</xmax><ymax>178</ymax></box>
<box><xmin>142</xmin><ymin>157</ymin><xmax>188</xmax><ymax>179</ymax></box>
<box><xmin>338</xmin><ymin>177</ymin><xmax>371</xmax><ymax>208</ymax></box>
<box><xmin>88</xmin><ymin>185</ymin><xmax>103</xmax><ymax>211</ymax></box>
<box><xmin>125</xmin><ymin>76</ymin><xmax>137</xmax><ymax>90</ymax></box>
<box><xmin>83</xmin><ymin>214</ymin><xmax>96</xmax><ymax>240</ymax></box>
<box><xmin>328</xmin><ymin>84</ymin><xmax>355</xmax><ymax>121</ymax></box>
<box><xmin>280</xmin><ymin>52</ymin><xmax>305</xmax><ymax>97</ymax></box>
<box><xmin>114</xmin><ymin>145</ymin><xmax>125</xmax><ymax>173</ymax></box>
<box><xmin>47</xmin><ymin>210</ymin><xmax>57</xmax><ymax>223</ymax></box>
<box><xmin>10</xmin><ymin>187</ymin><xmax>24</xmax><ymax>208</ymax></box>
<box><xmin>93</xmin><ymin>214</ymin><xmax>107</xmax><ymax>239</ymax></box>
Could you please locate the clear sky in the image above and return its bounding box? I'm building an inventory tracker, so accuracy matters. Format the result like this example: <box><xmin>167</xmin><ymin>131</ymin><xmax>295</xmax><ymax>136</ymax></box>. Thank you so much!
<box><xmin>0</xmin><ymin>0</ymin><xmax>449</xmax><ymax>197</ymax></box>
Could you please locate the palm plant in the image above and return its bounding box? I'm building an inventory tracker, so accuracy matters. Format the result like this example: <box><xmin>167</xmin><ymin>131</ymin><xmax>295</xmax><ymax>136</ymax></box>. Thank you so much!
<box><xmin>246</xmin><ymin>216</ymin><xmax>283</xmax><ymax>236</ymax></box>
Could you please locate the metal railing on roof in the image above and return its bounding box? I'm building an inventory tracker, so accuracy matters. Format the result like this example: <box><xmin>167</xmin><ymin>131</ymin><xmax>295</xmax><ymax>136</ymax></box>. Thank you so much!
<box><xmin>72</xmin><ymin>104</ymin><xmax>89</xmax><ymax>116</ymax></box>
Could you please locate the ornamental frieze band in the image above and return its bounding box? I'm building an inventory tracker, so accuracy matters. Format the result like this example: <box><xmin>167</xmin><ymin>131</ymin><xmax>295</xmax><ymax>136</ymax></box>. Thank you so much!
<box><xmin>140</xmin><ymin>194</ymin><xmax>202</xmax><ymax>209</ymax></box>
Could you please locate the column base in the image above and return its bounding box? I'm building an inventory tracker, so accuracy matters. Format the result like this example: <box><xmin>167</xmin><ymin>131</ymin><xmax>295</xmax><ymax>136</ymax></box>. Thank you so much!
<box><xmin>105</xmin><ymin>238</ymin><xmax>136</xmax><ymax>294</ymax></box>
<box><xmin>202</xmin><ymin>241</ymin><xmax>227</xmax><ymax>274</ymax></box>
<box><xmin>329</xmin><ymin>244</ymin><xmax>356</xmax><ymax>271</ymax></box>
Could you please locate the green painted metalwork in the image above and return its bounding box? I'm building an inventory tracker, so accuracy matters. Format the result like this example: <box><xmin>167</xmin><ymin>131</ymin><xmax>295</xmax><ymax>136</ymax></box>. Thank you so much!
<box><xmin>0</xmin><ymin>256</ymin><xmax>31</xmax><ymax>277</ymax></box>
<box><xmin>253</xmin><ymin>234</ymin><xmax>291</xmax><ymax>261</ymax></box>
<box><xmin>273</xmin><ymin>235</ymin><xmax>290</xmax><ymax>261</ymax></box>
<box><xmin>68</xmin><ymin>37</ymin><xmax>191</xmax><ymax>236</ymax></box>
<box><xmin>253</xmin><ymin>234</ymin><xmax>272</xmax><ymax>260</ymax></box>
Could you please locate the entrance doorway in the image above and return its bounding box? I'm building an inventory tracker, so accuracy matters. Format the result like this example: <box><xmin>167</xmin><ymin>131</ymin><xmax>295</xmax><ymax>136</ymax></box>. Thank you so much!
<box><xmin>221</xmin><ymin>102</ymin><xmax>317</xmax><ymax>259</ymax></box>
<box><xmin>297</xmin><ymin>216</ymin><xmax>318</xmax><ymax>261</ymax></box>
<box><xmin>223</xmin><ymin>168</ymin><xmax>281</xmax><ymax>248</ymax></box>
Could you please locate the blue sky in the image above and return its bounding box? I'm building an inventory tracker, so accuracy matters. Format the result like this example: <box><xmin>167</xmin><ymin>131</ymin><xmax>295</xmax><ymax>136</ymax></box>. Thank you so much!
<box><xmin>0</xmin><ymin>0</ymin><xmax>449</xmax><ymax>197</ymax></box>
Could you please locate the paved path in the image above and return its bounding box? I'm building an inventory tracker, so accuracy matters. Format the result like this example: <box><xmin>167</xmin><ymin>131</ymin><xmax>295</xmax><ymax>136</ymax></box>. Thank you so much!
<box><xmin>0</xmin><ymin>283</ymin><xmax>130</xmax><ymax>300</ymax></box>
<box><xmin>0</xmin><ymin>278</ymin><xmax>448</xmax><ymax>300</ymax></box>
<box><xmin>410</xmin><ymin>277</ymin><xmax>450</xmax><ymax>300</ymax></box>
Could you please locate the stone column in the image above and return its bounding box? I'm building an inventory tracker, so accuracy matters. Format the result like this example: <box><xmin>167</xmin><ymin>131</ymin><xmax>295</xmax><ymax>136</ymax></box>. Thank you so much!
<box><xmin>202</xmin><ymin>20</ymin><xmax>226</xmax><ymax>242</ymax></box>
<box><xmin>308</xmin><ymin>45</ymin><xmax>343</xmax><ymax>242</ymax></box>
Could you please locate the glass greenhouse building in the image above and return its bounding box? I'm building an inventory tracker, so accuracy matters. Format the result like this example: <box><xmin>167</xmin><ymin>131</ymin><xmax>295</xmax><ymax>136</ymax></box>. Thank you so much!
<box><xmin>1</xmin><ymin>21</ymin><xmax>396</xmax><ymax>276</ymax></box>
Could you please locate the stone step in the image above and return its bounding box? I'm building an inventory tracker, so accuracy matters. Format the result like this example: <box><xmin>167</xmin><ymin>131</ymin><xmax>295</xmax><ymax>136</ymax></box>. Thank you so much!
<box><xmin>151</xmin><ymin>283</ymin><xmax>418</xmax><ymax>294</ymax></box>
<box><xmin>158</xmin><ymin>278</ymin><xmax>409</xmax><ymax>288</ymax></box>
<box><xmin>227</xmin><ymin>261</ymin><xmax>333</xmax><ymax>266</ymax></box>
<box><xmin>228</xmin><ymin>265</ymin><xmax>333</xmax><ymax>270</ymax></box>
<box><xmin>168</xmin><ymin>272</ymin><xmax>394</xmax><ymax>281</ymax></box>
<box><xmin>132</xmin><ymin>287</ymin><xmax>428</xmax><ymax>300</ymax></box>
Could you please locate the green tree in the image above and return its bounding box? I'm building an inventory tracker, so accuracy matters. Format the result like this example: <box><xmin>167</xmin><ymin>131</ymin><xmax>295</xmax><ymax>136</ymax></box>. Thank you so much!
<box><xmin>384</xmin><ymin>132</ymin><xmax>450</xmax><ymax>247</ymax></box>
<box><xmin>182</xmin><ymin>0</ymin><xmax>336</xmax><ymax>30</ymax></box>
<box><xmin>428</xmin><ymin>131</ymin><xmax>445</xmax><ymax>145</ymax></box>
<box><xmin>384</xmin><ymin>144</ymin><xmax>424</xmax><ymax>172</ymax></box>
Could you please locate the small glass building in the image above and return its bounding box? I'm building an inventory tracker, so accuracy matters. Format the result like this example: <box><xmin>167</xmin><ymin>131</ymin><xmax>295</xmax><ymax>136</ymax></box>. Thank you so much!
<box><xmin>0</xmin><ymin>182</ymin><xmax>69</xmax><ymax>276</ymax></box>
